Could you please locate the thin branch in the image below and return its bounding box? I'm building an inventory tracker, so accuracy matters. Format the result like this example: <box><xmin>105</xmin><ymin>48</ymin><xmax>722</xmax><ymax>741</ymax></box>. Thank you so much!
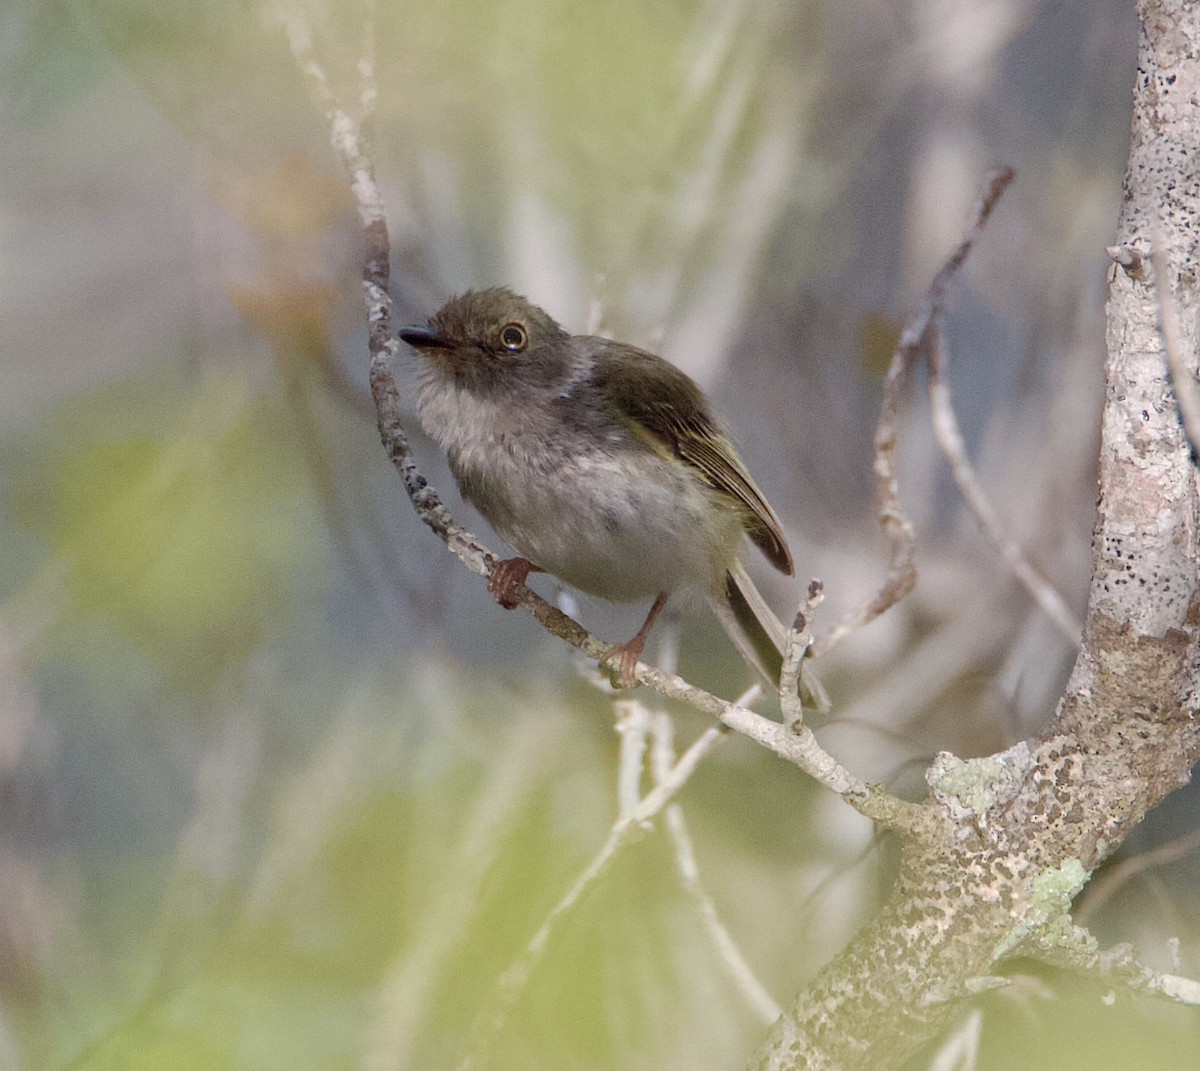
<box><xmin>781</xmin><ymin>579</ymin><xmax>825</xmax><ymax>728</ymax></box>
<box><xmin>279</xmin><ymin>0</ymin><xmax>915</xmax><ymax>831</ymax></box>
<box><xmin>1029</xmin><ymin>932</ymin><xmax>1200</xmax><ymax>1008</ymax></box>
<box><xmin>926</xmin><ymin>328</ymin><xmax>1081</xmax><ymax>643</ymax></box>
<box><xmin>1076</xmin><ymin>826</ymin><xmax>1200</xmax><ymax>924</ymax></box>
<box><xmin>818</xmin><ymin>167</ymin><xmax>1016</xmax><ymax>656</ymax></box>
<box><xmin>1150</xmin><ymin>220</ymin><xmax>1200</xmax><ymax>460</ymax></box>
<box><xmin>814</xmin><ymin>313</ymin><xmax>919</xmax><ymax>657</ymax></box>
<box><xmin>650</xmin><ymin>708</ymin><xmax>782</xmax><ymax>1025</ymax></box>
<box><xmin>275</xmin><ymin>0</ymin><xmax>493</xmax><ymax>584</ymax></box>
<box><xmin>456</xmin><ymin>715</ymin><xmax>731</xmax><ymax>1071</ymax></box>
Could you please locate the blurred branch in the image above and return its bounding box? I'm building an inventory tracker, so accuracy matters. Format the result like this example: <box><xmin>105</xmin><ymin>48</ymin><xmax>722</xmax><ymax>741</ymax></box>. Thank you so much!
<box><xmin>926</xmin><ymin>1008</ymin><xmax>982</xmax><ymax>1071</ymax></box>
<box><xmin>817</xmin><ymin>167</ymin><xmax>1015</xmax><ymax>657</ymax></box>
<box><xmin>456</xmin><ymin>704</ymin><xmax>733</xmax><ymax>1071</ymax></box>
<box><xmin>614</xmin><ymin>698</ymin><xmax>654</xmax><ymax>818</ymax></box>
<box><xmin>1025</xmin><ymin>930</ymin><xmax>1200</xmax><ymax>1008</ymax></box>
<box><xmin>622</xmin><ymin>625</ymin><xmax>779</xmax><ymax>1022</ymax></box>
<box><xmin>649</xmin><ymin>707</ymin><xmax>783</xmax><ymax>1025</ymax></box>
<box><xmin>1149</xmin><ymin>220</ymin><xmax>1200</xmax><ymax>460</ymax></box>
<box><xmin>926</xmin><ymin>328</ymin><xmax>1081</xmax><ymax>643</ymax></box>
<box><xmin>460</xmin><ymin>684</ymin><xmax>788</xmax><ymax>1067</ymax></box>
<box><xmin>366</xmin><ymin>714</ymin><xmax>557</xmax><ymax>1071</ymax></box>
<box><xmin>1076</xmin><ymin>826</ymin><xmax>1200</xmax><ymax>925</ymax></box>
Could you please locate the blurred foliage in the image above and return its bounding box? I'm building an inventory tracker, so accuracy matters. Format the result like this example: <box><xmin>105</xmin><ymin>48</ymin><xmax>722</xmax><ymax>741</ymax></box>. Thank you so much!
<box><xmin>13</xmin><ymin>668</ymin><xmax>798</xmax><ymax>1071</ymax></box>
<box><xmin>2</xmin><ymin>0</ymin><xmax>109</xmax><ymax>115</ymax></box>
<box><xmin>9</xmin><ymin>364</ymin><xmax>329</xmax><ymax>694</ymax></box>
<box><xmin>973</xmin><ymin>969</ymin><xmax>1200</xmax><ymax>1071</ymax></box>
<box><xmin>2</xmin><ymin>0</ymin><xmax>1198</xmax><ymax>1069</ymax></box>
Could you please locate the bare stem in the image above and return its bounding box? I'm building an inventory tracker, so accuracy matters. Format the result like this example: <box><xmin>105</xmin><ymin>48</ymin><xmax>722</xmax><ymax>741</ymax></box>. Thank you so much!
<box><xmin>1150</xmin><ymin>220</ymin><xmax>1200</xmax><ymax>460</ymax></box>
<box><xmin>926</xmin><ymin>328</ymin><xmax>1081</xmax><ymax>642</ymax></box>
<box><xmin>650</xmin><ymin>709</ymin><xmax>782</xmax><ymax>1024</ymax></box>
<box><xmin>1076</xmin><ymin>826</ymin><xmax>1200</xmax><ymax>924</ymax></box>
<box><xmin>456</xmin><ymin>712</ymin><xmax>731</xmax><ymax>1071</ymax></box>
<box><xmin>818</xmin><ymin>167</ymin><xmax>1016</xmax><ymax>656</ymax></box>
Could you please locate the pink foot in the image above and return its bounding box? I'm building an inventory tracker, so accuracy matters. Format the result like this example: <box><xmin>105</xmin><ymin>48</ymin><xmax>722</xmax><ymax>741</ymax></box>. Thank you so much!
<box><xmin>487</xmin><ymin>558</ymin><xmax>540</xmax><ymax>609</ymax></box>
<box><xmin>599</xmin><ymin>592</ymin><xmax>669</xmax><ymax>688</ymax></box>
<box><xmin>601</xmin><ymin>638</ymin><xmax>645</xmax><ymax>689</ymax></box>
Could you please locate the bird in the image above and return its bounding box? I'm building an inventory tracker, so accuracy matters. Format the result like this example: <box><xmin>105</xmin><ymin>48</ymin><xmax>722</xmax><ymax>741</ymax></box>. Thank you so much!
<box><xmin>399</xmin><ymin>287</ymin><xmax>814</xmax><ymax>697</ymax></box>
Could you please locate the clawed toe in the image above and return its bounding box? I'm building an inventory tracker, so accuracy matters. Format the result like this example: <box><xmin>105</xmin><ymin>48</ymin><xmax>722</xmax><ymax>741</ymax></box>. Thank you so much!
<box><xmin>600</xmin><ymin>640</ymin><xmax>643</xmax><ymax>688</ymax></box>
<box><xmin>487</xmin><ymin>558</ymin><xmax>537</xmax><ymax>609</ymax></box>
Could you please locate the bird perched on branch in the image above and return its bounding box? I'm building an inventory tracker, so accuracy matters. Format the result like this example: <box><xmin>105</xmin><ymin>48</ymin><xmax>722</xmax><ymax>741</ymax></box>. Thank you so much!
<box><xmin>400</xmin><ymin>287</ymin><xmax>821</xmax><ymax>704</ymax></box>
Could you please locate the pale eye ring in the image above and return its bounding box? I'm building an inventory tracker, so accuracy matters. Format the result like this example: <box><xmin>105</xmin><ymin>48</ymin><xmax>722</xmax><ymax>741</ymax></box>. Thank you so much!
<box><xmin>499</xmin><ymin>323</ymin><xmax>528</xmax><ymax>352</ymax></box>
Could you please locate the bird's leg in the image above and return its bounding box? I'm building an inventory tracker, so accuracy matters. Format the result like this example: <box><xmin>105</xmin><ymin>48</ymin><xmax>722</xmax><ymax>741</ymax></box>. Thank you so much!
<box><xmin>488</xmin><ymin>557</ymin><xmax>543</xmax><ymax>609</ymax></box>
<box><xmin>602</xmin><ymin>592</ymin><xmax>669</xmax><ymax>688</ymax></box>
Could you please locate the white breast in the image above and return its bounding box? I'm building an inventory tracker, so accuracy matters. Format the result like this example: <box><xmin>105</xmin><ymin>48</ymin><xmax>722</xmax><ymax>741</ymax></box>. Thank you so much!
<box><xmin>416</xmin><ymin>378</ymin><xmax>743</xmax><ymax>603</ymax></box>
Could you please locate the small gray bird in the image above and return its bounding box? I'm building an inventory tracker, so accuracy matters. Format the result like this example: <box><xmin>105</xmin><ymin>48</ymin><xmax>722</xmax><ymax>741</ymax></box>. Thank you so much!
<box><xmin>400</xmin><ymin>288</ymin><xmax>809</xmax><ymax>693</ymax></box>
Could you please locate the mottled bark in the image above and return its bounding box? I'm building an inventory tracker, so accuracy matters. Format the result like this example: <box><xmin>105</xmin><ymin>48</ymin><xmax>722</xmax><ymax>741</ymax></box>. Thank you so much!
<box><xmin>753</xmin><ymin>2</ymin><xmax>1200</xmax><ymax>1067</ymax></box>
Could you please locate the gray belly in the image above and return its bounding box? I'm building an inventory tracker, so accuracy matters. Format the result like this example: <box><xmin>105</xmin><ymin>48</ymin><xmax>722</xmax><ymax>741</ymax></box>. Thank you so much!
<box><xmin>454</xmin><ymin>446</ymin><xmax>743</xmax><ymax>603</ymax></box>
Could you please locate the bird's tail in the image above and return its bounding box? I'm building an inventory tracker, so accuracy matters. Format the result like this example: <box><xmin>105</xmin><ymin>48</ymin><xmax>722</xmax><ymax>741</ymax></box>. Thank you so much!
<box><xmin>710</xmin><ymin>560</ymin><xmax>830</xmax><ymax>713</ymax></box>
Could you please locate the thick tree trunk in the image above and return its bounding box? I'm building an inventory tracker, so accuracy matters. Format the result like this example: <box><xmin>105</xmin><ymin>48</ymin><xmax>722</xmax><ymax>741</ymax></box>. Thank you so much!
<box><xmin>752</xmin><ymin>2</ymin><xmax>1200</xmax><ymax>1067</ymax></box>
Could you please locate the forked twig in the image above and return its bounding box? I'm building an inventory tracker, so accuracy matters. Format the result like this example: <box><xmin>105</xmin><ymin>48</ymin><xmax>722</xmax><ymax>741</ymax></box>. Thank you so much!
<box><xmin>817</xmin><ymin>167</ymin><xmax>1016</xmax><ymax>657</ymax></box>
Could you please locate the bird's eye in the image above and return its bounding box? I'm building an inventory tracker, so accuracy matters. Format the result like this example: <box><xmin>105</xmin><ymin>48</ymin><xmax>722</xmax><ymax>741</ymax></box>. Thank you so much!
<box><xmin>498</xmin><ymin>323</ymin><xmax>528</xmax><ymax>352</ymax></box>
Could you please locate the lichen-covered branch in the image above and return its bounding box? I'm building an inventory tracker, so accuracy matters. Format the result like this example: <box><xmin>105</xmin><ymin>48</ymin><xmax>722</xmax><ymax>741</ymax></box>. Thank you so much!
<box><xmin>751</xmin><ymin>3</ymin><xmax>1200</xmax><ymax>1067</ymax></box>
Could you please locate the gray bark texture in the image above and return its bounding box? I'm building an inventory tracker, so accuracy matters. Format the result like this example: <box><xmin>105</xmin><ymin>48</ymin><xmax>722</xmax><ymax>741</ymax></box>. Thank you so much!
<box><xmin>751</xmin><ymin>2</ymin><xmax>1200</xmax><ymax>1067</ymax></box>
